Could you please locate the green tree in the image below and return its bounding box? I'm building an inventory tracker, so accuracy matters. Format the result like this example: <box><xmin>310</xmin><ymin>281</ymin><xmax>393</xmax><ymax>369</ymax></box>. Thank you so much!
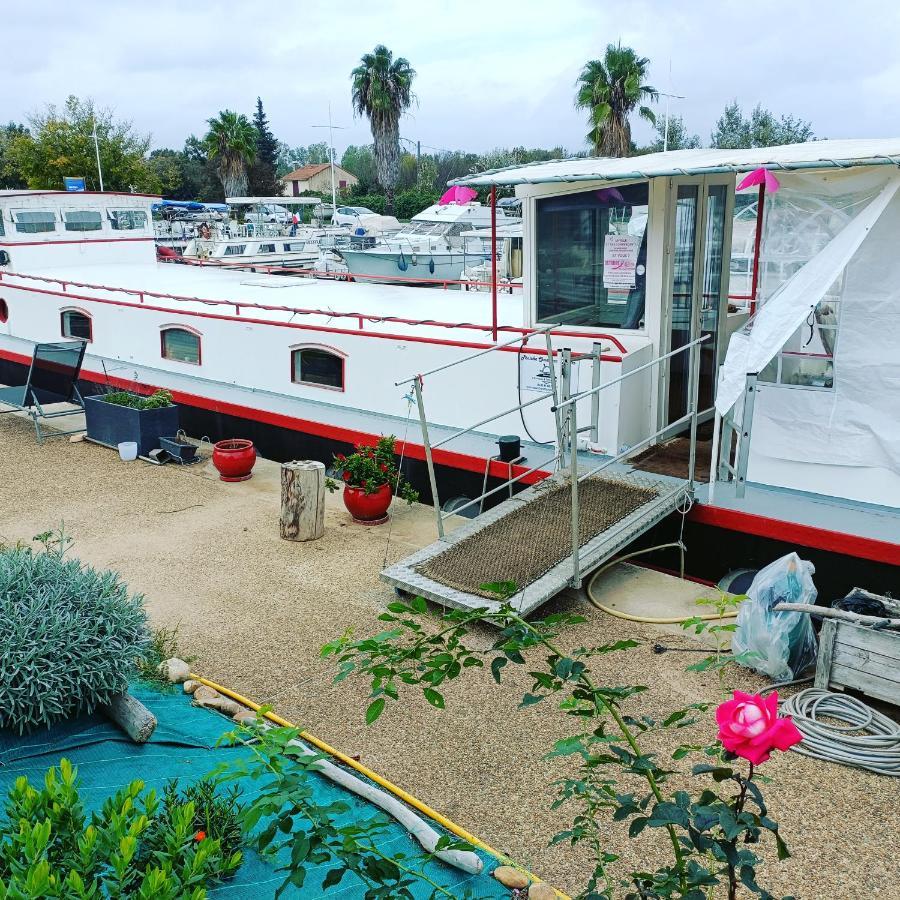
<box><xmin>9</xmin><ymin>97</ymin><xmax>158</xmax><ymax>192</ymax></box>
<box><xmin>350</xmin><ymin>44</ymin><xmax>416</xmax><ymax>215</ymax></box>
<box><xmin>0</xmin><ymin>123</ymin><xmax>28</xmax><ymax>189</ymax></box>
<box><xmin>646</xmin><ymin>115</ymin><xmax>701</xmax><ymax>152</ymax></box>
<box><xmin>575</xmin><ymin>43</ymin><xmax>658</xmax><ymax>157</ymax></box>
<box><xmin>247</xmin><ymin>98</ymin><xmax>281</xmax><ymax>197</ymax></box>
<box><xmin>416</xmin><ymin>155</ymin><xmax>438</xmax><ymax>192</ymax></box>
<box><xmin>711</xmin><ymin>101</ymin><xmax>815</xmax><ymax>149</ymax></box>
<box><xmin>202</xmin><ymin>110</ymin><xmax>257</xmax><ymax>198</ymax></box>
<box><xmin>340</xmin><ymin>144</ymin><xmax>379</xmax><ymax>192</ymax></box>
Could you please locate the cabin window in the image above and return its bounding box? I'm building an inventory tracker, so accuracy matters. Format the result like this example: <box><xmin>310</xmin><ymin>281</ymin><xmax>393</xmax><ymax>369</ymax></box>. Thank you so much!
<box><xmin>12</xmin><ymin>210</ymin><xmax>56</xmax><ymax>234</ymax></box>
<box><xmin>283</xmin><ymin>242</ymin><xmax>306</xmax><ymax>252</ymax></box>
<box><xmin>535</xmin><ymin>183</ymin><xmax>649</xmax><ymax>329</ymax></box>
<box><xmin>258</xmin><ymin>243</ymin><xmax>276</xmax><ymax>253</ymax></box>
<box><xmin>291</xmin><ymin>347</ymin><xmax>344</xmax><ymax>390</ymax></box>
<box><xmin>109</xmin><ymin>209</ymin><xmax>148</xmax><ymax>230</ymax></box>
<box><xmin>223</xmin><ymin>244</ymin><xmax>247</xmax><ymax>256</ymax></box>
<box><xmin>63</xmin><ymin>210</ymin><xmax>103</xmax><ymax>232</ymax></box>
<box><xmin>160</xmin><ymin>327</ymin><xmax>201</xmax><ymax>365</ymax></box>
<box><xmin>0</xmin><ymin>299</ymin><xmax>8</xmax><ymax>323</ymax></box>
<box><xmin>0</xmin><ymin>214</ymin><xmax>4</xmax><ymax>237</ymax></box>
<box><xmin>60</xmin><ymin>309</ymin><xmax>92</xmax><ymax>341</ymax></box>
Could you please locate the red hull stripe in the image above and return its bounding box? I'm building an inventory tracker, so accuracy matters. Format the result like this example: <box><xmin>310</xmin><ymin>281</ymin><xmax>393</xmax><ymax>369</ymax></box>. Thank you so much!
<box><xmin>688</xmin><ymin>503</ymin><xmax>900</xmax><ymax>566</ymax></box>
<box><xmin>0</xmin><ymin>346</ymin><xmax>547</xmax><ymax>484</ymax></box>
<box><xmin>1</xmin><ymin>343</ymin><xmax>894</xmax><ymax>563</ymax></box>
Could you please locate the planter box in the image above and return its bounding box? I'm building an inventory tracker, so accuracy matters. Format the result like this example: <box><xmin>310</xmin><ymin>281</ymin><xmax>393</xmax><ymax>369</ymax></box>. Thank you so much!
<box><xmin>159</xmin><ymin>436</ymin><xmax>198</xmax><ymax>462</ymax></box>
<box><xmin>84</xmin><ymin>394</ymin><xmax>180</xmax><ymax>458</ymax></box>
<box><xmin>815</xmin><ymin>619</ymin><xmax>900</xmax><ymax>706</ymax></box>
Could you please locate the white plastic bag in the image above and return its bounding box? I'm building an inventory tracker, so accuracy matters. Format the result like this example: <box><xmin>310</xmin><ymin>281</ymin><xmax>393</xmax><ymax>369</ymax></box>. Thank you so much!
<box><xmin>732</xmin><ymin>553</ymin><xmax>818</xmax><ymax>683</ymax></box>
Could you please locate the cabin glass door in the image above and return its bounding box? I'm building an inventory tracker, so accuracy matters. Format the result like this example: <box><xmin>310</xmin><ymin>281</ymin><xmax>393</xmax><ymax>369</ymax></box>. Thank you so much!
<box><xmin>665</xmin><ymin>178</ymin><xmax>732</xmax><ymax>426</ymax></box>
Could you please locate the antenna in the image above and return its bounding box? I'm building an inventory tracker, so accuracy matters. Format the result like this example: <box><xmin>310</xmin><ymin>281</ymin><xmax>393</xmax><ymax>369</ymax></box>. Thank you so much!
<box><xmin>310</xmin><ymin>103</ymin><xmax>347</xmax><ymax>216</ymax></box>
<box><xmin>92</xmin><ymin>118</ymin><xmax>104</xmax><ymax>192</ymax></box>
<box><xmin>657</xmin><ymin>59</ymin><xmax>686</xmax><ymax>152</ymax></box>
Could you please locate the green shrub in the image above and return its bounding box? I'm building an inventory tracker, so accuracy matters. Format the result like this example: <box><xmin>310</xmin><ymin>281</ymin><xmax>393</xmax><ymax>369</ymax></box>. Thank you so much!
<box><xmin>161</xmin><ymin>778</ymin><xmax>244</xmax><ymax>861</ymax></box>
<box><xmin>100</xmin><ymin>389</ymin><xmax>173</xmax><ymax>410</ymax></box>
<box><xmin>0</xmin><ymin>759</ymin><xmax>242</xmax><ymax>898</ymax></box>
<box><xmin>0</xmin><ymin>538</ymin><xmax>150</xmax><ymax>733</ymax></box>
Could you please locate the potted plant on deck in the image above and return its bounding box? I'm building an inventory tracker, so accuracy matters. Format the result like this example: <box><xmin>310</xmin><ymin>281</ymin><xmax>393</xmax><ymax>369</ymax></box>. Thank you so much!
<box><xmin>326</xmin><ymin>436</ymin><xmax>418</xmax><ymax>524</ymax></box>
<box><xmin>84</xmin><ymin>389</ymin><xmax>179</xmax><ymax>458</ymax></box>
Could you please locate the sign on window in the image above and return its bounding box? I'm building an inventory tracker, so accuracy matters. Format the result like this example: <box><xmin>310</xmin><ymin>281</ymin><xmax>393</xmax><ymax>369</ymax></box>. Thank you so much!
<box><xmin>602</xmin><ymin>234</ymin><xmax>641</xmax><ymax>289</ymax></box>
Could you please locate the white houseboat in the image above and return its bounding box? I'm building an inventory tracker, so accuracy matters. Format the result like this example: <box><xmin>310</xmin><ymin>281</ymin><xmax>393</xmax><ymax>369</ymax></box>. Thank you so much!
<box><xmin>1</xmin><ymin>139</ymin><xmax>898</xmax><ymax>594</ymax></box>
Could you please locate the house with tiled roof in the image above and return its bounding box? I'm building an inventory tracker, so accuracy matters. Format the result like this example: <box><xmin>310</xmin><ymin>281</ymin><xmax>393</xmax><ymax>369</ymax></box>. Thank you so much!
<box><xmin>281</xmin><ymin>163</ymin><xmax>359</xmax><ymax>197</ymax></box>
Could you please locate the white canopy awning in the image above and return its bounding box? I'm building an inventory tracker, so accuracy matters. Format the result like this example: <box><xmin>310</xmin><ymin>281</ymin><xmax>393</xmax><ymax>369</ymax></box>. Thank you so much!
<box><xmin>715</xmin><ymin>174</ymin><xmax>900</xmax><ymax>415</ymax></box>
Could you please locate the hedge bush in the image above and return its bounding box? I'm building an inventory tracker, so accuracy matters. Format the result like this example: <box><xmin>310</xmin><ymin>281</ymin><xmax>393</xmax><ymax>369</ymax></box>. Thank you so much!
<box><xmin>0</xmin><ymin>538</ymin><xmax>149</xmax><ymax>733</ymax></box>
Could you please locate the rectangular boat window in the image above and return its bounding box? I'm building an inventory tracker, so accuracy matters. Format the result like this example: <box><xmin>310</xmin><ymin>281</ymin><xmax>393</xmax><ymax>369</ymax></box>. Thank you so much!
<box><xmin>161</xmin><ymin>327</ymin><xmax>201</xmax><ymax>365</ymax></box>
<box><xmin>292</xmin><ymin>347</ymin><xmax>344</xmax><ymax>390</ymax></box>
<box><xmin>536</xmin><ymin>183</ymin><xmax>649</xmax><ymax>329</ymax></box>
<box><xmin>60</xmin><ymin>309</ymin><xmax>92</xmax><ymax>341</ymax></box>
<box><xmin>258</xmin><ymin>244</ymin><xmax>276</xmax><ymax>253</ymax></box>
<box><xmin>108</xmin><ymin>209</ymin><xmax>148</xmax><ymax>230</ymax></box>
<box><xmin>0</xmin><ymin>213</ymin><xmax>4</xmax><ymax>237</ymax></box>
<box><xmin>223</xmin><ymin>244</ymin><xmax>247</xmax><ymax>256</ymax></box>
<box><xmin>63</xmin><ymin>210</ymin><xmax>103</xmax><ymax>232</ymax></box>
<box><xmin>13</xmin><ymin>210</ymin><xmax>56</xmax><ymax>234</ymax></box>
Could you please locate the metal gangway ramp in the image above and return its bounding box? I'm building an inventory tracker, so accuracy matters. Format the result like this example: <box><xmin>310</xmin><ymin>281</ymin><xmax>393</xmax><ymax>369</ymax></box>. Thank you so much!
<box><xmin>382</xmin><ymin>327</ymin><xmax>706</xmax><ymax>617</ymax></box>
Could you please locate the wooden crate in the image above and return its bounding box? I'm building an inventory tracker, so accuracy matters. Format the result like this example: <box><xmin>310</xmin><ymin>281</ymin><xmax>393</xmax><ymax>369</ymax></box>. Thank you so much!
<box><xmin>814</xmin><ymin>619</ymin><xmax>900</xmax><ymax>706</ymax></box>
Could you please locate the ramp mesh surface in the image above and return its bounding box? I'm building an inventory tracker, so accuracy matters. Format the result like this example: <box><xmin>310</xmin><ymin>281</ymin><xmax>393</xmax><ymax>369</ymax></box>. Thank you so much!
<box><xmin>417</xmin><ymin>474</ymin><xmax>663</xmax><ymax>598</ymax></box>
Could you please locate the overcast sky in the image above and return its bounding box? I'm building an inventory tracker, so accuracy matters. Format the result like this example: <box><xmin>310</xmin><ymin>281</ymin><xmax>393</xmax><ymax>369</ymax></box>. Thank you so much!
<box><xmin>5</xmin><ymin>1</ymin><xmax>900</xmax><ymax>157</ymax></box>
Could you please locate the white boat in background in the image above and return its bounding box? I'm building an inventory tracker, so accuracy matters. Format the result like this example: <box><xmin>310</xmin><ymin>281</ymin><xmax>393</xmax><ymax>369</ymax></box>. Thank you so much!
<box><xmin>460</xmin><ymin>222</ymin><xmax>524</xmax><ymax>293</ymax></box>
<box><xmin>334</xmin><ymin>196</ymin><xmax>520</xmax><ymax>285</ymax></box>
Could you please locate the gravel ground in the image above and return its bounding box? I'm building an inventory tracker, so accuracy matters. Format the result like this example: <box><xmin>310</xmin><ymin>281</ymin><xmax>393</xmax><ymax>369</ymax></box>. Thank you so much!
<box><xmin>1</xmin><ymin>414</ymin><xmax>897</xmax><ymax>899</ymax></box>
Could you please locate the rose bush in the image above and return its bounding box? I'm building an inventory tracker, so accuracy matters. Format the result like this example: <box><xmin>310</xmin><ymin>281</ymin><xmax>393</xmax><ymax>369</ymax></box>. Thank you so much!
<box><xmin>716</xmin><ymin>690</ymin><xmax>803</xmax><ymax>766</ymax></box>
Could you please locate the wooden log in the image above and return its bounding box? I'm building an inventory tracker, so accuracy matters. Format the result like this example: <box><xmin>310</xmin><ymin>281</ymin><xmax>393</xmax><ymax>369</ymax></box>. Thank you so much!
<box><xmin>280</xmin><ymin>460</ymin><xmax>325</xmax><ymax>542</ymax></box>
<box><xmin>101</xmin><ymin>692</ymin><xmax>157</xmax><ymax>743</ymax></box>
<box><xmin>774</xmin><ymin>602</ymin><xmax>900</xmax><ymax>629</ymax></box>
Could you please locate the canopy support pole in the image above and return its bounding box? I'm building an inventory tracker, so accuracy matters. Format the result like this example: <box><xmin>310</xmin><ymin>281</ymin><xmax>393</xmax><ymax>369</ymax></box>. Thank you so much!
<box><xmin>490</xmin><ymin>186</ymin><xmax>498</xmax><ymax>341</ymax></box>
<box><xmin>749</xmin><ymin>182</ymin><xmax>766</xmax><ymax>314</ymax></box>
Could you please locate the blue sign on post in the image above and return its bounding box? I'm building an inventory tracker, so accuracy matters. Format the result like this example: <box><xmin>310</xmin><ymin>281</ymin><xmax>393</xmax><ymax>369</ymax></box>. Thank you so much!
<box><xmin>64</xmin><ymin>177</ymin><xmax>86</xmax><ymax>192</ymax></box>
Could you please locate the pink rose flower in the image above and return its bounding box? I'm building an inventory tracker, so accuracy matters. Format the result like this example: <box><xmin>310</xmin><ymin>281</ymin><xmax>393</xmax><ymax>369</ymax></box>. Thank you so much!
<box><xmin>715</xmin><ymin>690</ymin><xmax>802</xmax><ymax>766</ymax></box>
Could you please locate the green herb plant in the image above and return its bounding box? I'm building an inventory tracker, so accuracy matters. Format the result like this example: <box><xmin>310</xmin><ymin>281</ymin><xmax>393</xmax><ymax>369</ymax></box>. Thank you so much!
<box><xmin>161</xmin><ymin>778</ymin><xmax>244</xmax><ymax>862</ymax></box>
<box><xmin>0</xmin><ymin>759</ymin><xmax>242</xmax><ymax>899</ymax></box>
<box><xmin>137</xmin><ymin>624</ymin><xmax>196</xmax><ymax>690</ymax></box>
<box><xmin>322</xmin><ymin>589</ymin><xmax>794</xmax><ymax>900</ymax></box>
<box><xmin>324</xmin><ymin>435</ymin><xmax>419</xmax><ymax>503</ymax></box>
<box><xmin>100</xmin><ymin>389</ymin><xmax>174</xmax><ymax>410</ymax></box>
<box><xmin>0</xmin><ymin>528</ymin><xmax>149</xmax><ymax>733</ymax></box>
<box><xmin>219</xmin><ymin>719</ymin><xmax>481</xmax><ymax>899</ymax></box>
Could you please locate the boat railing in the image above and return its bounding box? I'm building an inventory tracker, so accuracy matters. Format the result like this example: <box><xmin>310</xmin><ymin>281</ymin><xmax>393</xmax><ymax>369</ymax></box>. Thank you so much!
<box><xmin>0</xmin><ymin>269</ymin><xmax>626</xmax><ymax>355</ymax></box>
<box><xmin>395</xmin><ymin>323</ymin><xmax>707</xmax><ymax>589</ymax></box>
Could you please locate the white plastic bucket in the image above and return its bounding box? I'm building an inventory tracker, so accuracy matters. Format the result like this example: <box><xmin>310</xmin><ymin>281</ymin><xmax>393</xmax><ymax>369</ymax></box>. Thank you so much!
<box><xmin>118</xmin><ymin>441</ymin><xmax>138</xmax><ymax>461</ymax></box>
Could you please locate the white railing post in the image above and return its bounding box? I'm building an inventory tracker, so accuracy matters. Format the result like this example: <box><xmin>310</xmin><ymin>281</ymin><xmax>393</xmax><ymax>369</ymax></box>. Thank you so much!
<box><xmin>413</xmin><ymin>376</ymin><xmax>444</xmax><ymax>537</ymax></box>
<box><xmin>569</xmin><ymin>401</ymin><xmax>581</xmax><ymax>588</ymax></box>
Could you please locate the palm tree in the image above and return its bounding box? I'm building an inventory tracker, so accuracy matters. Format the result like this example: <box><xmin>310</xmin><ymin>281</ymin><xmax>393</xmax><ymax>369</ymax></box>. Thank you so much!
<box><xmin>203</xmin><ymin>110</ymin><xmax>257</xmax><ymax>198</ymax></box>
<box><xmin>575</xmin><ymin>44</ymin><xmax>658</xmax><ymax>157</ymax></box>
<box><xmin>350</xmin><ymin>45</ymin><xmax>415</xmax><ymax>215</ymax></box>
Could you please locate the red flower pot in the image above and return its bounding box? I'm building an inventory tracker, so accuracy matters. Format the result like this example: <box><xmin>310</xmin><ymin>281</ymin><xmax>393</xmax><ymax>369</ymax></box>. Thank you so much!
<box><xmin>212</xmin><ymin>439</ymin><xmax>257</xmax><ymax>482</ymax></box>
<box><xmin>343</xmin><ymin>482</ymin><xmax>391</xmax><ymax>525</ymax></box>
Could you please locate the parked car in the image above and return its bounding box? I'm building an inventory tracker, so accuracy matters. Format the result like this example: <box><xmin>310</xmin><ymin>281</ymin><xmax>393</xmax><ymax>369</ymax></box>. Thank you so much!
<box><xmin>244</xmin><ymin>204</ymin><xmax>291</xmax><ymax>225</ymax></box>
<box><xmin>332</xmin><ymin>206</ymin><xmax>376</xmax><ymax>228</ymax></box>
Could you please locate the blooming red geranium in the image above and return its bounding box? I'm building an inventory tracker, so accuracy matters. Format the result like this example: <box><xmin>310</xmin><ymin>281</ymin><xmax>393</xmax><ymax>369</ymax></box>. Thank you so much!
<box><xmin>194</xmin><ymin>830</ymin><xmax>206</xmax><ymax>842</ymax></box>
<box><xmin>716</xmin><ymin>690</ymin><xmax>802</xmax><ymax>765</ymax></box>
<box><xmin>324</xmin><ymin>435</ymin><xmax>419</xmax><ymax>504</ymax></box>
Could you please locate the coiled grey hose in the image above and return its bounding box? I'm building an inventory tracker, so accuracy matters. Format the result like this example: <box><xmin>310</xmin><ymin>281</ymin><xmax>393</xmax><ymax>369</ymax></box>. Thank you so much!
<box><xmin>779</xmin><ymin>688</ymin><xmax>900</xmax><ymax>776</ymax></box>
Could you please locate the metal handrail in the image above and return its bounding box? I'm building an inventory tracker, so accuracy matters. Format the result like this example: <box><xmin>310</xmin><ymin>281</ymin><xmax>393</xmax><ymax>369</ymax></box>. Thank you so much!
<box><xmin>440</xmin><ymin>453</ymin><xmax>561</xmax><ymax>520</ymax></box>
<box><xmin>430</xmin><ymin>390</ymin><xmax>554</xmax><ymax>450</ymax></box>
<box><xmin>552</xmin><ymin>334</ymin><xmax>709</xmax><ymax>411</ymax></box>
<box><xmin>394</xmin><ymin>323</ymin><xmax>556</xmax><ymax>386</ymax></box>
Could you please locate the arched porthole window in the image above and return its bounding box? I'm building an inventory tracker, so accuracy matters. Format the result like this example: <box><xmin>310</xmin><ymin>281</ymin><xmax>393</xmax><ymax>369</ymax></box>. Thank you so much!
<box><xmin>291</xmin><ymin>345</ymin><xmax>345</xmax><ymax>391</ymax></box>
<box><xmin>160</xmin><ymin>326</ymin><xmax>201</xmax><ymax>365</ymax></box>
<box><xmin>60</xmin><ymin>308</ymin><xmax>92</xmax><ymax>341</ymax></box>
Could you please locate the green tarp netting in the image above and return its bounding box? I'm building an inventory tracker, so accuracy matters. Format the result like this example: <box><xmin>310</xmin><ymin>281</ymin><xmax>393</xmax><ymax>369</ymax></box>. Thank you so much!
<box><xmin>0</xmin><ymin>683</ymin><xmax>508</xmax><ymax>898</ymax></box>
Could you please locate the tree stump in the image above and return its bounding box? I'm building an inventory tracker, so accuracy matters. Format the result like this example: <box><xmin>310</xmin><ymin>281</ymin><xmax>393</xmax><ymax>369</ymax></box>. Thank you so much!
<box><xmin>280</xmin><ymin>460</ymin><xmax>325</xmax><ymax>541</ymax></box>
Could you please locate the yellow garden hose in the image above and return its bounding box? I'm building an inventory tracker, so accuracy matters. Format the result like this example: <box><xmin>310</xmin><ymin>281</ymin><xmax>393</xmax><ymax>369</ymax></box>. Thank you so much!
<box><xmin>190</xmin><ymin>673</ymin><xmax>570</xmax><ymax>899</ymax></box>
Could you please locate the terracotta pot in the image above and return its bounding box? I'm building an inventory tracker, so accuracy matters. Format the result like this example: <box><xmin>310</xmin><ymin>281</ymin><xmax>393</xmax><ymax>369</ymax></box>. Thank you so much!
<box><xmin>343</xmin><ymin>482</ymin><xmax>391</xmax><ymax>524</ymax></box>
<box><xmin>212</xmin><ymin>439</ymin><xmax>257</xmax><ymax>482</ymax></box>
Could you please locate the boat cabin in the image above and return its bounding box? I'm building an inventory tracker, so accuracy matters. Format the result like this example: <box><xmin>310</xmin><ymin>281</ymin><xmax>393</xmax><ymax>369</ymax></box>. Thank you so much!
<box><xmin>455</xmin><ymin>140</ymin><xmax>900</xmax><ymax>511</ymax></box>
